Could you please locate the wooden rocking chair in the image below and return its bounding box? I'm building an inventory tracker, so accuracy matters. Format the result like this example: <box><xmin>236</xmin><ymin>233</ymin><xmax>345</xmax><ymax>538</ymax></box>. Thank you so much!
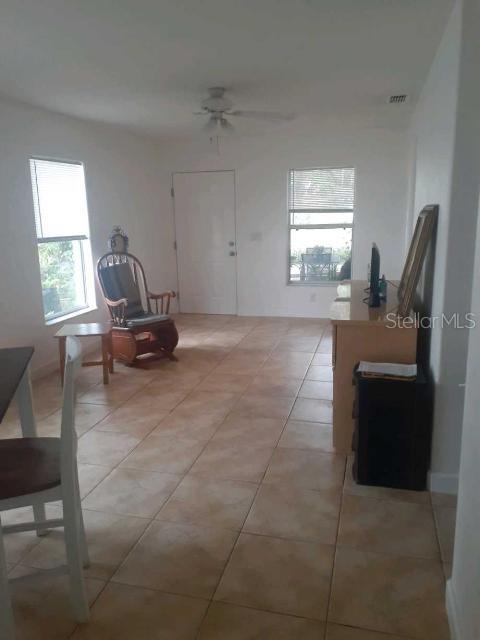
<box><xmin>97</xmin><ymin>252</ymin><xmax>179</xmax><ymax>366</ymax></box>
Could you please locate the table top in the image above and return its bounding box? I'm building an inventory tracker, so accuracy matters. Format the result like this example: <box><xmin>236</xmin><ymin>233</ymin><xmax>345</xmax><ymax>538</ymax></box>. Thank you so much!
<box><xmin>54</xmin><ymin>322</ymin><xmax>112</xmax><ymax>337</ymax></box>
<box><xmin>0</xmin><ymin>347</ymin><xmax>34</xmax><ymax>423</ymax></box>
<box><xmin>330</xmin><ymin>280</ymin><xmax>410</xmax><ymax>326</ymax></box>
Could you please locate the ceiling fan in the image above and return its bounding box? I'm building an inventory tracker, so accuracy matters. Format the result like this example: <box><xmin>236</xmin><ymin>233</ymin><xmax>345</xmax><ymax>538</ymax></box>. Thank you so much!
<box><xmin>194</xmin><ymin>87</ymin><xmax>295</xmax><ymax>132</ymax></box>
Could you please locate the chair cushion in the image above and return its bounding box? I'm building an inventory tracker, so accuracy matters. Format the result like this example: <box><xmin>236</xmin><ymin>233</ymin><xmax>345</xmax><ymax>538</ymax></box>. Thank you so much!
<box><xmin>99</xmin><ymin>262</ymin><xmax>144</xmax><ymax>318</ymax></box>
<box><xmin>0</xmin><ymin>438</ymin><xmax>61</xmax><ymax>501</ymax></box>
<box><xmin>125</xmin><ymin>313</ymin><xmax>170</xmax><ymax>327</ymax></box>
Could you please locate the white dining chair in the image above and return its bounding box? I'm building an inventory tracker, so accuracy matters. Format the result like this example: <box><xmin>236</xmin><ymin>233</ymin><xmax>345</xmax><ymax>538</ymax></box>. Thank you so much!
<box><xmin>0</xmin><ymin>337</ymin><xmax>90</xmax><ymax>639</ymax></box>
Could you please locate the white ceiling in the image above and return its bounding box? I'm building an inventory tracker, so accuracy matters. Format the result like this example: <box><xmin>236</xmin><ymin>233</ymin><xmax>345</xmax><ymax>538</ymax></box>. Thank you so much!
<box><xmin>0</xmin><ymin>0</ymin><xmax>453</xmax><ymax>138</ymax></box>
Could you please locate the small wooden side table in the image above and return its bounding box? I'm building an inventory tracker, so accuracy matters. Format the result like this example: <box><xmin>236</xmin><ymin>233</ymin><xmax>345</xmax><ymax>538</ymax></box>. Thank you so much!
<box><xmin>54</xmin><ymin>323</ymin><xmax>114</xmax><ymax>385</ymax></box>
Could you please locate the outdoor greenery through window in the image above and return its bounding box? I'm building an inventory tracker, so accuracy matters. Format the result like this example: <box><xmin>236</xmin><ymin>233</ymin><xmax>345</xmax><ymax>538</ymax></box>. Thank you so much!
<box><xmin>288</xmin><ymin>167</ymin><xmax>355</xmax><ymax>283</ymax></box>
<box><xmin>30</xmin><ymin>158</ymin><xmax>95</xmax><ymax>321</ymax></box>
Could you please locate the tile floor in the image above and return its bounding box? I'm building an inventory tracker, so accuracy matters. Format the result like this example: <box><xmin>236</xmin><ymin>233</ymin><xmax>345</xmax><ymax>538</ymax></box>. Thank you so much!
<box><xmin>1</xmin><ymin>313</ymin><xmax>454</xmax><ymax>639</ymax></box>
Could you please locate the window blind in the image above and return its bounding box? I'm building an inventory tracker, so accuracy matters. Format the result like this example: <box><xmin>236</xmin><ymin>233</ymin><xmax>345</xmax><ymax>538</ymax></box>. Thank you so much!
<box><xmin>289</xmin><ymin>167</ymin><xmax>355</xmax><ymax>211</ymax></box>
<box><xmin>30</xmin><ymin>158</ymin><xmax>90</xmax><ymax>239</ymax></box>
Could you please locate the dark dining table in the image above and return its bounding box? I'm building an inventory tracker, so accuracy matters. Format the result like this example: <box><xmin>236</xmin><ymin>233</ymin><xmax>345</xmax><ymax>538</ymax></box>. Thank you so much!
<box><xmin>0</xmin><ymin>347</ymin><xmax>34</xmax><ymax>424</ymax></box>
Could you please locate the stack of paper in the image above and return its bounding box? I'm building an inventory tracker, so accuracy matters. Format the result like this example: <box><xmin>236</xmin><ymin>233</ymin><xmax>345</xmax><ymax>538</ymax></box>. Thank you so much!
<box><xmin>358</xmin><ymin>361</ymin><xmax>417</xmax><ymax>380</ymax></box>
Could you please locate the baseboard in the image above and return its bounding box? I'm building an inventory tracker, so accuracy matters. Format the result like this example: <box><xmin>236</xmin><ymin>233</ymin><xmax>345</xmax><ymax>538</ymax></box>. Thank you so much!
<box><xmin>446</xmin><ymin>578</ymin><xmax>463</xmax><ymax>640</ymax></box>
<box><xmin>428</xmin><ymin>471</ymin><xmax>459</xmax><ymax>494</ymax></box>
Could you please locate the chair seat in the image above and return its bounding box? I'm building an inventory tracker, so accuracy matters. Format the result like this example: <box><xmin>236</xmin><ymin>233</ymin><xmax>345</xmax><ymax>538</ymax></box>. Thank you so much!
<box><xmin>0</xmin><ymin>437</ymin><xmax>61</xmax><ymax>501</ymax></box>
<box><xmin>125</xmin><ymin>313</ymin><xmax>170</xmax><ymax>327</ymax></box>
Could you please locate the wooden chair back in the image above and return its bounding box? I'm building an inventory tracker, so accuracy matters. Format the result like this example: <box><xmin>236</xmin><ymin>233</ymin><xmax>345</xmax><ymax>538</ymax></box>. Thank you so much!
<box><xmin>0</xmin><ymin>335</ymin><xmax>90</xmax><ymax>638</ymax></box>
<box><xmin>60</xmin><ymin>337</ymin><xmax>82</xmax><ymax>494</ymax></box>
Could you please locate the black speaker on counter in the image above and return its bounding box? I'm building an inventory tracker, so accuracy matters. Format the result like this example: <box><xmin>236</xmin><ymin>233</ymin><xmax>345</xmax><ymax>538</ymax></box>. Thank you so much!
<box><xmin>352</xmin><ymin>364</ymin><xmax>432</xmax><ymax>491</ymax></box>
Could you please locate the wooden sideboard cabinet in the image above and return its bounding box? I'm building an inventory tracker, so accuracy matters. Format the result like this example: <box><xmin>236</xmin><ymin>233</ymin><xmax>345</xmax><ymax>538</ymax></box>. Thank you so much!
<box><xmin>330</xmin><ymin>280</ymin><xmax>417</xmax><ymax>453</ymax></box>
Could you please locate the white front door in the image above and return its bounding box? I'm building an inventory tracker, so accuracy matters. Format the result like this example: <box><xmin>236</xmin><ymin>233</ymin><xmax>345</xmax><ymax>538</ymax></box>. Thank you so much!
<box><xmin>173</xmin><ymin>171</ymin><xmax>237</xmax><ymax>314</ymax></box>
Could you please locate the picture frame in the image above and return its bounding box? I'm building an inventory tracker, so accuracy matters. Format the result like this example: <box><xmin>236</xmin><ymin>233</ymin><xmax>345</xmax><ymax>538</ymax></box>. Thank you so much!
<box><xmin>397</xmin><ymin>205</ymin><xmax>438</xmax><ymax>317</ymax></box>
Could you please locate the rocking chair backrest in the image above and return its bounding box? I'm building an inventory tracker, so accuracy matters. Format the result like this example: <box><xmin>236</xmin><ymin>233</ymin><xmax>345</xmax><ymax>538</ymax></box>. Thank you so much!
<box><xmin>97</xmin><ymin>252</ymin><xmax>151</xmax><ymax>319</ymax></box>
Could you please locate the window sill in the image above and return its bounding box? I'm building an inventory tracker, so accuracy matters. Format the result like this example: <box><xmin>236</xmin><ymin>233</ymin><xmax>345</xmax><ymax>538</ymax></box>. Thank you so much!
<box><xmin>45</xmin><ymin>306</ymin><xmax>98</xmax><ymax>326</ymax></box>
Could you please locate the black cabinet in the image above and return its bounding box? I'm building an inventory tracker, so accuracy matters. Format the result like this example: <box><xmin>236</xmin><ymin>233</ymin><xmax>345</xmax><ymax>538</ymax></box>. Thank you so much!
<box><xmin>352</xmin><ymin>366</ymin><xmax>432</xmax><ymax>491</ymax></box>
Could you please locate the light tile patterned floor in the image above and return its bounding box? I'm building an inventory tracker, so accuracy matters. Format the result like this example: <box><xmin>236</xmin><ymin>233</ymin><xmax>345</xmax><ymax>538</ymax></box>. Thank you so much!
<box><xmin>1</xmin><ymin>313</ymin><xmax>454</xmax><ymax>639</ymax></box>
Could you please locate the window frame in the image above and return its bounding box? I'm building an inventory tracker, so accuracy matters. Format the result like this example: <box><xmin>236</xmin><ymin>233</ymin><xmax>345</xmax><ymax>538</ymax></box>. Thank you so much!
<box><xmin>287</xmin><ymin>165</ymin><xmax>355</xmax><ymax>286</ymax></box>
<box><xmin>29</xmin><ymin>156</ymin><xmax>97</xmax><ymax>324</ymax></box>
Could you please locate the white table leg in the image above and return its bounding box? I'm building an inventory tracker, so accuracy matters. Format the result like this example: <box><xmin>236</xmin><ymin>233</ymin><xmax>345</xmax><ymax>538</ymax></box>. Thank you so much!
<box><xmin>16</xmin><ymin>368</ymin><xmax>47</xmax><ymax>535</ymax></box>
<box><xmin>0</xmin><ymin>523</ymin><xmax>15</xmax><ymax>639</ymax></box>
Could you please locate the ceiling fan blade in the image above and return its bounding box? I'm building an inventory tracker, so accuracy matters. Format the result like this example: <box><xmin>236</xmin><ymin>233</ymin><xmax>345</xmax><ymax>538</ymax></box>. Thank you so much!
<box><xmin>203</xmin><ymin>116</ymin><xmax>218</xmax><ymax>132</ymax></box>
<box><xmin>220</xmin><ymin>117</ymin><xmax>235</xmax><ymax>132</ymax></box>
<box><xmin>228</xmin><ymin>110</ymin><xmax>295</xmax><ymax>122</ymax></box>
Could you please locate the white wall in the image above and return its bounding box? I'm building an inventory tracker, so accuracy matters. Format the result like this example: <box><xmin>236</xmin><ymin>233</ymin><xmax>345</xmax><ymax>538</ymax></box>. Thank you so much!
<box><xmin>409</xmin><ymin>0</ymin><xmax>480</xmax><ymax>492</ymax></box>
<box><xmin>0</xmin><ymin>99</ymin><xmax>177</xmax><ymax>376</ymax></box>
<box><xmin>0</xmin><ymin>99</ymin><xmax>411</xmax><ymax>376</ymax></box>
<box><xmin>447</xmin><ymin>196</ymin><xmax>480</xmax><ymax>640</ymax></box>
<box><xmin>410</xmin><ymin>0</ymin><xmax>461</xmax><ymax>376</ymax></box>
<box><xmin>159</xmin><ymin>127</ymin><xmax>410</xmax><ymax>318</ymax></box>
<box><xmin>445</xmin><ymin>0</ymin><xmax>480</xmax><ymax>636</ymax></box>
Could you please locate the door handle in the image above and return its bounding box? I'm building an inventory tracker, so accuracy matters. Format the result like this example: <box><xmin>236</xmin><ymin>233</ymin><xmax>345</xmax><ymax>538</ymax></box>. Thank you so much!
<box><xmin>229</xmin><ymin>251</ymin><xmax>236</xmax><ymax>257</ymax></box>
<box><xmin>228</xmin><ymin>241</ymin><xmax>235</xmax><ymax>247</ymax></box>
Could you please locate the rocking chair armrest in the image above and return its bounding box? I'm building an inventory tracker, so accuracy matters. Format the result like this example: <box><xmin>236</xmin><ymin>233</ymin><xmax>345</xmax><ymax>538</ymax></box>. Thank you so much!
<box><xmin>147</xmin><ymin>290</ymin><xmax>176</xmax><ymax>315</ymax></box>
<box><xmin>104</xmin><ymin>296</ymin><xmax>128</xmax><ymax>308</ymax></box>
<box><xmin>104</xmin><ymin>296</ymin><xmax>128</xmax><ymax>327</ymax></box>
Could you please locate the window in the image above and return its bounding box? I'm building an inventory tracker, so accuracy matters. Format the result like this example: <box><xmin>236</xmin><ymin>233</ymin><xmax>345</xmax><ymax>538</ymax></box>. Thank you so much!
<box><xmin>29</xmin><ymin>158</ymin><xmax>95</xmax><ymax>322</ymax></box>
<box><xmin>288</xmin><ymin>167</ymin><xmax>355</xmax><ymax>284</ymax></box>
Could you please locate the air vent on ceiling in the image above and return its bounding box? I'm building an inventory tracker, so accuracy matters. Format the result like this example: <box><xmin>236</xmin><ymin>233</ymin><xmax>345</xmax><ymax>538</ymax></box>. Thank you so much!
<box><xmin>388</xmin><ymin>94</ymin><xmax>408</xmax><ymax>104</ymax></box>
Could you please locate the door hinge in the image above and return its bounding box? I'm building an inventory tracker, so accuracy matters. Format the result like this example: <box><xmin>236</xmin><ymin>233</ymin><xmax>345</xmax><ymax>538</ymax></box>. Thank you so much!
<box><xmin>173</xmin><ymin>240</ymin><xmax>177</xmax><ymax>251</ymax></box>
<box><xmin>171</xmin><ymin>187</ymin><xmax>174</xmax><ymax>198</ymax></box>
